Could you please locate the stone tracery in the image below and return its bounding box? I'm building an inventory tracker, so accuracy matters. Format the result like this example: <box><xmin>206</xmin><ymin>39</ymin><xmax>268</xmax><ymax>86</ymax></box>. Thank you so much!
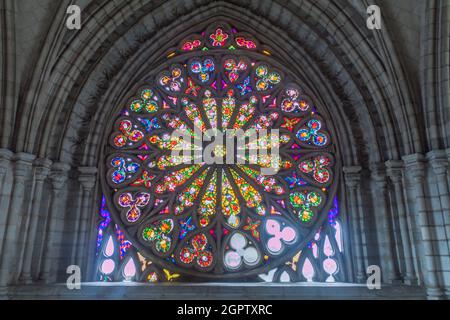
<box><xmin>99</xmin><ymin>22</ymin><xmax>340</xmax><ymax>280</ymax></box>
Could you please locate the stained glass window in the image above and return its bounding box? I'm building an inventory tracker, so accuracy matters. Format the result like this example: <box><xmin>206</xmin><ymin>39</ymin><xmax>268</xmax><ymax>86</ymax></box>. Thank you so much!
<box><xmin>96</xmin><ymin>22</ymin><xmax>343</xmax><ymax>283</ymax></box>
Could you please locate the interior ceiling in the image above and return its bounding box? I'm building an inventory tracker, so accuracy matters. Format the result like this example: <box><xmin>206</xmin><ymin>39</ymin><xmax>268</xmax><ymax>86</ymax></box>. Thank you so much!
<box><xmin>1</xmin><ymin>0</ymin><xmax>438</xmax><ymax>167</ymax></box>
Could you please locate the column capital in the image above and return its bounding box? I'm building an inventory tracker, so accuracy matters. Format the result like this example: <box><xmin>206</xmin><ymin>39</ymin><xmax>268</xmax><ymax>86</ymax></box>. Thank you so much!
<box><xmin>370</xmin><ymin>163</ymin><xmax>386</xmax><ymax>180</ymax></box>
<box><xmin>385</xmin><ymin>159</ymin><xmax>404</xmax><ymax>170</ymax></box>
<box><xmin>385</xmin><ymin>160</ymin><xmax>404</xmax><ymax>183</ymax></box>
<box><xmin>14</xmin><ymin>152</ymin><xmax>36</xmax><ymax>162</ymax></box>
<box><xmin>343</xmin><ymin>166</ymin><xmax>362</xmax><ymax>174</ymax></box>
<box><xmin>402</xmin><ymin>153</ymin><xmax>426</xmax><ymax>180</ymax></box>
<box><xmin>370</xmin><ymin>163</ymin><xmax>388</xmax><ymax>191</ymax></box>
<box><xmin>52</xmin><ymin>162</ymin><xmax>71</xmax><ymax>172</ymax></box>
<box><xmin>34</xmin><ymin>158</ymin><xmax>53</xmax><ymax>169</ymax></box>
<box><xmin>0</xmin><ymin>148</ymin><xmax>14</xmax><ymax>161</ymax></box>
<box><xmin>343</xmin><ymin>166</ymin><xmax>362</xmax><ymax>188</ymax></box>
<box><xmin>402</xmin><ymin>153</ymin><xmax>425</xmax><ymax>166</ymax></box>
<box><xmin>33</xmin><ymin>158</ymin><xmax>53</xmax><ymax>181</ymax></box>
<box><xmin>0</xmin><ymin>149</ymin><xmax>14</xmax><ymax>175</ymax></box>
<box><xmin>49</xmin><ymin>162</ymin><xmax>71</xmax><ymax>191</ymax></box>
<box><xmin>13</xmin><ymin>152</ymin><xmax>36</xmax><ymax>178</ymax></box>
<box><xmin>78</xmin><ymin>166</ymin><xmax>98</xmax><ymax>190</ymax></box>
<box><xmin>426</xmin><ymin>150</ymin><xmax>448</xmax><ymax>176</ymax></box>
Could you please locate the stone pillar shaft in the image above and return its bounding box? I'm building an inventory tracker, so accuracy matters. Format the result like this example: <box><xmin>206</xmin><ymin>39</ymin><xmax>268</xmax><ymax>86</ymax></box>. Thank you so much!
<box><xmin>0</xmin><ymin>152</ymin><xmax>35</xmax><ymax>286</ymax></box>
<box><xmin>70</xmin><ymin>186</ymin><xmax>84</xmax><ymax>266</ymax></box>
<box><xmin>386</xmin><ymin>160</ymin><xmax>417</xmax><ymax>284</ymax></box>
<box><xmin>18</xmin><ymin>159</ymin><xmax>52</xmax><ymax>283</ymax></box>
<box><xmin>0</xmin><ymin>149</ymin><xmax>13</xmax><ymax>194</ymax></box>
<box><xmin>343</xmin><ymin>166</ymin><xmax>365</xmax><ymax>283</ymax></box>
<box><xmin>428</xmin><ymin>151</ymin><xmax>450</xmax><ymax>296</ymax></box>
<box><xmin>428</xmin><ymin>152</ymin><xmax>450</xmax><ymax>249</ymax></box>
<box><xmin>75</xmin><ymin>167</ymin><xmax>97</xmax><ymax>278</ymax></box>
<box><xmin>403</xmin><ymin>154</ymin><xmax>444</xmax><ymax>299</ymax></box>
<box><xmin>39</xmin><ymin>163</ymin><xmax>70</xmax><ymax>284</ymax></box>
<box><xmin>0</xmin><ymin>149</ymin><xmax>14</xmax><ymax>259</ymax></box>
<box><xmin>371</xmin><ymin>165</ymin><xmax>401</xmax><ymax>283</ymax></box>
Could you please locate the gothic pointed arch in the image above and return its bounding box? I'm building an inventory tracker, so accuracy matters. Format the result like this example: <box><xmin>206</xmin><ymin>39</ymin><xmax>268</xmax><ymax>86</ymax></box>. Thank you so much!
<box><xmin>96</xmin><ymin>21</ymin><xmax>344</xmax><ymax>282</ymax></box>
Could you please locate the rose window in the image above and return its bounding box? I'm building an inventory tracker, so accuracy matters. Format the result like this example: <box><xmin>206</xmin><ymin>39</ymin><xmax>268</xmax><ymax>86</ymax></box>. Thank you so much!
<box><xmin>101</xmin><ymin>22</ymin><xmax>338</xmax><ymax>280</ymax></box>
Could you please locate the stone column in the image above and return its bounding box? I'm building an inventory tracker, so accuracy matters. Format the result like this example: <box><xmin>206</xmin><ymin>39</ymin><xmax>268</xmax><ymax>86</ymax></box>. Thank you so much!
<box><xmin>427</xmin><ymin>151</ymin><xmax>450</xmax><ymax>246</ymax></box>
<box><xmin>0</xmin><ymin>149</ymin><xmax>14</xmax><ymax>258</ymax></box>
<box><xmin>447</xmin><ymin>148</ymin><xmax>450</xmax><ymax>187</ymax></box>
<box><xmin>386</xmin><ymin>160</ymin><xmax>417</xmax><ymax>285</ymax></box>
<box><xmin>403</xmin><ymin>153</ymin><xmax>444</xmax><ymax>299</ymax></box>
<box><xmin>39</xmin><ymin>163</ymin><xmax>70</xmax><ymax>284</ymax></box>
<box><xmin>371</xmin><ymin>164</ymin><xmax>401</xmax><ymax>283</ymax></box>
<box><xmin>75</xmin><ymin>167</ymin><xmax>97</xmax><ymax>277</ymax></box>
<box><xmin>427</xmin><ymin>150</ymin><xmax>450</xmax><ymax>296</ymax></box>
<box><xmin>447</xmin><ymin>148</ymin><xmax>450</xmax><ymax>233</ymax></box>
<box><xmin>0</xmin><ymin>164</ymin><xmax>6</xmax><ymax>187</ymax></box>
<box><xmin>343</xmin><ymin>166</ymin><xmax>366</xmax><ymax>283</ymax></box>
<box><xmin>18</xmin><ymin>158</ymin><xmax>52</xmax><ymax>283</ymax></box>
<box><xmin>0</xmin><ymin>152</ymin><xmax>35</xmax><ymax>286</ymax></box>
<box><xmin>0</xmin><ymin>149</ymin><xmax>13</xmax><ymax>193</ymax></box>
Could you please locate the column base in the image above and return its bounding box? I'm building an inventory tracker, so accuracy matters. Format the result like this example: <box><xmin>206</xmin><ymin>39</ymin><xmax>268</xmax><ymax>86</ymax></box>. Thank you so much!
<box><xmin>426</xmin><ymin>287</ymin><xmax>445</xmax><ymax>300</ymax></box>
<box><xmin>18</xmin><ymin>274</ymin><xmax>34</xmax><ymax>285</ymax></box>
<box><xmin>0</xmin><ymin>286</ymin><xmax>7</xmax><ymax>299</ymax></box>
<box><xmin>402</xmin><ymin>276</ymin><xmax>419</xmax><ymax>286</ymax></box>
<box><xmin>356</xmin><ymin>273</ymin><xmax>366</xmax><ymax>284</ymax></box>
<box><xmin>390</xmin><ymin>278</ymin><xmax>404</xmax><ymax>285</ymax></box>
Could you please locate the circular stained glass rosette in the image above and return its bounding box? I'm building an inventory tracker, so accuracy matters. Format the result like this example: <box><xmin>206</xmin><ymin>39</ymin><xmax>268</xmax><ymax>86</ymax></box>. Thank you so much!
<box><xmin>101</xmin><ymin>24</ymin><xmax>338</xmax><ymax>279</ymax></box>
